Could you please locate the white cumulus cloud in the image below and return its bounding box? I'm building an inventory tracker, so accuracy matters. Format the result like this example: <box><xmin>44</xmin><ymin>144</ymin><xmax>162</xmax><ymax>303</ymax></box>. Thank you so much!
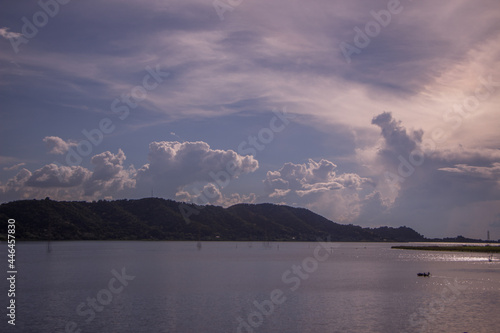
<box><xmin>84</xmin><ymin>149</ymin><xmax>136</xmax><ymax>196</ymax></box>
<box><xmin>26</xmin><ymin>164</ymin><xmax>91</xmax><ymax>188</ymax></box>
<box><xmin>137</xmin><ymin>141</ymin><xmax>259</xmax><ymax>197</ymax></box>
<box><xmin>264</xmin><ymin>159</ymin><xmax>372</xmax><ymax>221</ymax></box>
<box><xmin>43</xmin><ymin>136</ymin><xmax>78</xmax><ymax>155</ymax></box>
<box><xmin>176</xmin><ymin>182</ymin><xmax>257</xmax><ymax>207</ymax></box>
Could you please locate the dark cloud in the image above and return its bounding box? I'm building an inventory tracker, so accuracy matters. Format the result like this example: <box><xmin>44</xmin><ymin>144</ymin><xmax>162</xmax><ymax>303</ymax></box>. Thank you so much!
<box><xmin>361</xmin><ymin>112</ymin><xmax>500</xmax><ymax>237</ymax></box>
<box><xmin>371</xmin><ymin>111</ymin><xmax>420</xmax><ymax>159</ymax></box>
<box><xmin>490</xmin><ymin>214</ymin><xmax>500</xmax><ymax>228</ymax></box>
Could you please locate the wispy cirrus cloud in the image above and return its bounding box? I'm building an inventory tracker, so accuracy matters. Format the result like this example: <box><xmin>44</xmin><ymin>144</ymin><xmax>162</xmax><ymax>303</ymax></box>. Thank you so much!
<box><xmin>439</xmin><ymin>163</ymin><xmax>500</xmax><ymax>181</ymax></box>
<box><xmin>2</xmin><ymin>163</ymin><xmax>26</xmax><ymax>171</ymax></box>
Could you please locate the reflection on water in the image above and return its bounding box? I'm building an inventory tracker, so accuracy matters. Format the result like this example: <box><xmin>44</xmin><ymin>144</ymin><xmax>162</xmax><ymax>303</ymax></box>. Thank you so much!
<box><xmin>3</xmin><ymin>241</ymin><xmax>499</xmax><ymax>333</ymax></box>
<box><xmin>399</xmin><ymin>252</ymin><xmax>498</xmax><ymax>262</ymax></box>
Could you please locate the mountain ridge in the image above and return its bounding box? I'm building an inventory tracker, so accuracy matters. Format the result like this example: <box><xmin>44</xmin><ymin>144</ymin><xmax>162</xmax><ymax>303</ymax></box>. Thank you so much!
<box><xmin>0</xmin><ymin>198</ymin><xmax>492</xmax><ymax>242</ymax></box>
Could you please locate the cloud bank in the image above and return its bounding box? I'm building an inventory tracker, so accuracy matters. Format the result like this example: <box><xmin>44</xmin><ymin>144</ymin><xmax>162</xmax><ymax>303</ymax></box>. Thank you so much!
<box><xmin>1</xmin><ymin>0</ymin><xmax>499</xmax><ymax>238</ymax></box>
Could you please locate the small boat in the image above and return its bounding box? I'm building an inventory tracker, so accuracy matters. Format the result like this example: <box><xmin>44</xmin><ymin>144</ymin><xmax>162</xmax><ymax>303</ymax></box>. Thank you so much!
<box><xmin>417</xmin><ymin>272</ymin><xmax>431</xmax><ymax>277</ymax></box>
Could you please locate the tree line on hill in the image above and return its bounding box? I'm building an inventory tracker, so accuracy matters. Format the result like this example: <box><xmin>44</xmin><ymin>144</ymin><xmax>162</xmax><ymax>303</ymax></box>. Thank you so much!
<box><xmin>0</xmin><ymin>198</ymin><xmax>493</xmax><ymax>243</ymax></box>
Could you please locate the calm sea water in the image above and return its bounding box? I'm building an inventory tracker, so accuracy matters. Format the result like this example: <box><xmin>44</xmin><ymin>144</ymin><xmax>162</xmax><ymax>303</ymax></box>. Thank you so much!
<box><xmin>2</xmin><ymin>241</ymin><xmax>499</xmax><ymax>333</ymax></box>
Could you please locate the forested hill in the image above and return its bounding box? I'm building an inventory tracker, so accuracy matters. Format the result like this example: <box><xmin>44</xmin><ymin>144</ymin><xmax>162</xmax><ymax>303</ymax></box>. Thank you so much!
<box><xmin>0</xmin><ymin>198</ymin><xmax>426</xmax><ymax>241</ymax></box>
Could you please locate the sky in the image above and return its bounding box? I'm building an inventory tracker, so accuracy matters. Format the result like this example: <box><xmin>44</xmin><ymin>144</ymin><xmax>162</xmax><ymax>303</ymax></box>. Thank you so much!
<box><xmin>1</xmin><ymin>0</ymin><xmax>499</xmax><ymax>239</ymax></box>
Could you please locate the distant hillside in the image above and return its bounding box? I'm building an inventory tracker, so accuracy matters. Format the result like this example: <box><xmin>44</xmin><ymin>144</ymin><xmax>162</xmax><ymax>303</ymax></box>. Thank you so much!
<box><xmin>0</xmin><ymin>198</ymin><xmax>478</xmax><ymax>242</ymax></box>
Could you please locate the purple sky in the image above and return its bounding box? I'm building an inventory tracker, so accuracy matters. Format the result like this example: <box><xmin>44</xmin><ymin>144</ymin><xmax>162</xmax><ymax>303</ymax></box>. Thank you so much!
<box><xmin>1</xmin><ymin>0</ymin><xmax>500</xmax><ymax>239</ymax></box>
